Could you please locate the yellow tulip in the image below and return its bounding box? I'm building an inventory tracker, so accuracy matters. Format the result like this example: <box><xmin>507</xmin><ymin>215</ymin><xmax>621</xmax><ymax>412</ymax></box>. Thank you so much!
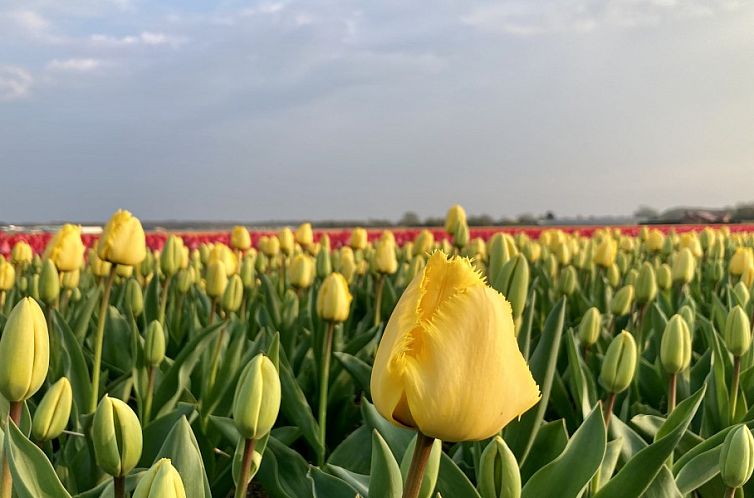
<box><xmin>278</xmin><ymin>227</ymin><xmax>294</xmax><ymax>255</ymax></box>
<box><xmin>295</xmin><ymin>223</ymin><xmax>314</xmax><ymax>248</ymax></box>
<box><xmin>593</xmin><ymin>237</ymin><xmax>617</xmax><ymax>268</ymax></box>
<box><xmin>11</xmin><ymin>241</ymin><xmax>33</xmax><ymax>266</ymax></box>
<box><xmin>45</xmin><ymin>224</ymin><xmax>85</xmax><ymax>271</ymax></box>
<box><xmin>730</xmin><ymin>248</ymin><xmax>754</xmax><ymax>276</ymax></box>
<box><xmin>444</xmin><ymin>204</ymin><xmax>467</xmax><ymax>235</ymax></box>
<box><xmin>289</xmin><ymin>254</ymin><xmax>315</xmax><ymax>289</ymax></box>
<box><xmin>371</xmin><ymin>252</ymin><xmax>539</xmax><ymax>442</ymax></box>
<box><xmin>97</xmin><ymin>210</ymin><xmax>146</xmax><ymax>266</ymax></box>
<box><xmin>316</xmin><ymin>273</ymin><xmax>352</xmax><ymax>322</ymax></box>
<box><xmin>231</xmin><ymin>226</ymin><xmax>251</xmax><ymax>251</ymax></box>
<box><xmin>209</xmin><ymin>243</ymin><xmax>238</xmax><ymax>275</ymax></box>
<box><xmin>375</xmin><ymin>238</ymin><xmax>398</xmax><ymax>275</ymax></box>
<box><xmin>0</xmin><ymin>298</ymin><xmax>49</xmax><ymax>401</ymax></box>
<box><xmin>0</xmin><ymin>258</ymin><xmax>15</xmax><ymax>291</ymax></box>
<box><xmin>350</xmin><ymin>228</ymin><xmax>368</xmax><ymax>251</ymax></box>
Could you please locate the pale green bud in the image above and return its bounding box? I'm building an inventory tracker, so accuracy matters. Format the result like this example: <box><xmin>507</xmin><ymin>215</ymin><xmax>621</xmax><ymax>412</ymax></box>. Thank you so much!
<box><xmin>125</xmin><ymin>278</ymin><xmax>144</xmax><ymax>317</ymax></box>
<box><xmin>624</xmin><ymin>268</ymin><xmax>638</xmax><ymax>287</ymax></box>
<box><xmin>0</xmin><ymin>298</ymin><xmax>49</xmax><ymax>401</ymax></box>
<box><xmin>232</xmin><ymin>354</ymin><xmax>281</xmax><ymax>440</ymax></box>
<box><xmin>720</xmin><ymin>425</ymin><xmax>754</xmax><ymax>489</ymax></box>
<box><xmin>733</xmin><ymin>281</ymin><xmax>750</xmax><ymax>308</ymax></box>
<box><xmin>656</xmin><ymin>264</ymin><xmax>672</xmax><ymax>290</ymax></box>
<box><xmin>660</xmin><ymin>315</ymin><xmax>692</xmax><ymax>374</ymax></box>
<box><xmin>39</xmin><ymin>259</ymin><xmax>60</xmax><ymax>306</ymax></box>
<box><xmin>477</xmin><ymin>435</ymin><xmax>520</xmax><ymax>498</ymax></box>
<box><xmin>160</xmin><ymin>235</ymin><xmax>184</xmax><ymax>277</ymax></box>
<box><xmin>316</xmin><ymin>245</ymin><xmax>332</xmax><ymax>278</ymax></box>
<box><xmin>600</xmin><ymin>331</ymin><xmax>637</xmax><ymax>394</ymax></box>
<box><xmin>222</xmin><ymin>274</ymin><xmax>244</xmax><ymax>313</ymax></box>
<box><xmin>672</xmin><ymin>248</ymin><xmax>696</xmax><ymax>284</ymax></box>
<box><xmin>452</xmin><ymin>222</ymin><xmax>469</xmax><ymax>248</ymax></box>
<box><xmin>28</xmin><ymin>274</ymin><xmax>40</xmax><ymax>301</ymax></box>
<box><xmin>133</xmin><ymin>458</ymin><xmax>187</xmax><ymax>498</ymax></box>
<box><xmin>144</xmin><ymin>321</ymin><xmax>166</xmax><ymax>367</ymax></box>
<box><xmin>176</xmin><ymin>267</ymin><xmax>194</xmax><ymax>294</ymax></box>
<box><xmin>557</xmin><ymin>266</ymin><xmax>578</xmax><ymax>296</ymax></box>
<box><xmin>724</xmin><ymin>305</ymin><xmax>751</xmax><ymax>357</ymax></box>
<box><xmin>606</xmin><ymin>264</ymin><xmax>620</xmax><ymax>288</ymax></box>
<box><xmin>92</xmin><ymin>395</ymin><xmax>143</xmax><ymax>477</ymax></box>
<box><xmin>610</xmin><ymin>284</ymin><xmax>634</xmax><ymax>316</ymax></box>
<box><xmin>205</xmin><ymin>260</ymin><xmax>228</xmax><ymax>298</ymax></box>
<box><xmin>578</xmin><ymin>307</ymin><xmax>602</xmax><ymax>346</ymax></box>
<box><xmin>491</xmin><ymin>255</ymin><xmax>529</xmax><ymax>320</ymax></box>
<box><xmin>678</xmin><ymin>304</ymin><xmax>695</xmax><ymax>331</ymax></box>
<box><xmin>32</xmin><ymin>377</ymin><xmax>72</xmax><ymax>441</ymax></box>
<box><xmin>635</xmin><ymin>262</ymin><xmax>657</xmax><ymax>305</ymax></box>
<box><xmin>240</xmin><ymin>256</ymin><xmax>256</xmax><ymax>288</ymax></box>
<box><xmin>254</xmin><ymin>252</ymin><xmax>268</xmax><ymax>274</ymax></box>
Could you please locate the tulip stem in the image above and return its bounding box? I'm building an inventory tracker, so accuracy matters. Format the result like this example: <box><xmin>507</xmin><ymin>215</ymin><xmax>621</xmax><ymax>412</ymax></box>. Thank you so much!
<box><xmin>668</xmin><ymin>373</ymin><xmax>677</xmax><ymax>415</ymax></box>
<box><xmin>113</xmin><ymin>476</ymin><xmax>125</xmax><ymax>498</ymax></box>
<box><xmin>731</xmin><ymin>356</ymin><xmax>741</xmax><ymax>422</ymax></box>
<box><xmin>143</xmin><ymin>366</ymin><xmax>156</xmax><ymax>425</ymax></box>
<box><xmin>208</xmin><ymin>298</ymin><xmax>217</xmax><ymax>326</ymax></box>
<box><xmin>207</xmin><ymin>321</ymin><xmax>228</xmax><ymax>394</ymax></box>
<box><xmin>234</xmin><ymin>438</ymin><xmax>257</xmax><ymax>498</ymax></box>
<box><xmin>603</xmin><ymin>392</ymin><xmax>617</xmax><ymax>429</ymax></box>
<box><xmin>317</xmin><ymin>321</ymin><xmax>335</xmax><ymax>466</ymax></box>
<box><xmin>0</xmin><ymin>402</ymin><xmax>23</xmax><ymax>498</ymax></box>
<box><xmin>89</xmin><ymin>267</ymin><xmax>116</xmax><ymax>413</ymax></box>
<box><xmin>374</xmin><ymin>274</ymin><xmax>385</xmax><ymax>327</ymax></box>
<box><xmin>158</xmin><ymin>274</ymin><xmax>172</xmax><ymax>325</ymax></box>
<box><xmin>724</xmin><ymin>487</ymin><xmax>736</xmax><ymax>498</ymax></box>
<box><xmin>403</xmin><ymin>432</ymin><xmax>435</xmax><ymax>498</ymax></box>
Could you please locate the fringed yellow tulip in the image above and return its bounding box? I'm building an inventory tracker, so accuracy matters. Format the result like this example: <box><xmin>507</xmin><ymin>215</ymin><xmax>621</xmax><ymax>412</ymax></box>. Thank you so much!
<box><xmin>97</xmin><ymin>210</ymin><xmax>146</xmax><ymax>266</ymax></box>
<box><xmin>45</xmin><ymin>224</ymin><xmax>85</xmax><ymax>272</ymax></box>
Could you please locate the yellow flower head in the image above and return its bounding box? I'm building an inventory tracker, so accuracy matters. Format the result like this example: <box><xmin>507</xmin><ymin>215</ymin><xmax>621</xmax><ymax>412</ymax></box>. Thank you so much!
<box><xmin>97</xmin><ymin>210</ymin><xmax>146</xmax><ymax>266</ymax></box>
<box><xmin>45</xmin><ymin>224</ymin><xmax>85</xmax><ymax>272</ymax></box>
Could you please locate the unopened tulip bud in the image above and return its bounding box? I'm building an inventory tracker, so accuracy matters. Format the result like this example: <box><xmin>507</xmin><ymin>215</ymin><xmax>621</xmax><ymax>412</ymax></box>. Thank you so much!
<box><xmin>232</xmin><ymin>354</ymin><xmax>281</xmax><ymax>439</ymax></box>
<box><xmin>116</xmin><ymin>264</ymin><xmax>133</xmax><ymax>278</ymax></box>
<box><xmin>720</xmin><ymin>425</ymin><xmax>754</xmax><ymax>490</ymax></box>
<box><xmin>656</xmin><ymin>264</ymin><xmax>672</xmax><ymax>290</ymax></box>
<box><xmin>672</xmin><ymin>248</ymin><xmax>695</xmax><ymax>284</ymax></box>
<box><xmin>124</xmin><ymin>279</ymin><xmax>143</xmax><ymax>317</ymax></box>
<box><xmin>160</xmin><ymin>235</ymin><xmax>184</xmax><ymax>276</ymax></box>
<box><xmin>0</xmin><ymin>298</ymin><xmax>49</xmax><ymax>401</ymax></box>
<box><xmin>557</xmin><ymin>266</ymin><xmax>577</xmax><ymax>296</ymax></box>
<box><xmin>413</xmin><ymin>229</ymin><xmax>435</xmax><ymax>257</ymax></box>
<box><xmin>231</xmin><ymin>226</ymin><xmax>251</xmax><ymax>252</ymax></box>
<box><xmin>492</xmin><ymin>255</ymin><xmax>530</xmax><ymax>322</ymax></box>
<box><xmin>554</xmin><ymin>242</ymin><xmax>571</xmax><ymax>266</ymax></box>
<box><xmin>477</xmin><ymin>435</ymin><xmax>520</xmax><ymax>498</ymax></box>
<box><xmin>254</xmin><ymin>251</ymin><xmax>269</xmax><ymax>273</ymax></box>
<box><xmin>39</xmin><ymin>259</ymin><xmax>60</xmax><ymax>305</ymax></box>
<box><xmin>660</xmin><ymin>315</ymin><xmax>692</xmax><ymax>374</ymax></box>
<box><xmin>32</xmin><ymin>377</ymin><xmax>72</xmax><ymax>441</ymax></box>
<box><xmin>289</xmin><ymin>254</ymin><xmax>315</xmax><ymax>289</ymax></box>
<box><xmin>239</xmin><ymin>255</ymin><xmax>255</xmax><ymax>288</ymax></box>
<box><xmin>316</xmin><ymin>245</ymin><xmax>332</xmax><ymax>278</ymax></box>
<box><xmin>11</xmin><ymin>241</ymin><xmax>33</xmax><ymax>266</ymax></box>
<box><xmin>606</xmin><ymin>264</ymin><xmax>620</xmax><ymax>288</ymax></box>
<box><xmin>295</xmin><ymin>223</ymin><xmax>313</xmax><ymax>249</ymax></box>
<box><xmin>712</xmin><ymin>260</ymin><xmax>725</xmax><ymax>283</ymax></box>
<box><xmin>635</xmin><ymin>262</ymin><xmax>657</xmax><ymax>305</ymax></box>
<box><xmin>92</xmin><ymin>395</ymin><xmax>143</xmax><ymax>477</ymax></box>
<box><xmin>278</xmin><ymin>227</ymin><xmax>294</xmax><ymax>256</ymax></box>
<box><xmin>375</xmin><ymin>238</ymin><xmax>398</xmax><ymax>275</ymax></box>
<box><xmin>133</xmin><ymin>458</ymin><xmax>187</xmax><ymax>498</ymax></box>
<box><xmin>137</xmin><ymin>250</ymin><xmax>155</xmax><ymax>278</ymax></box>
<box><xmin>594</xmin><ymin>238</ymin><xmax>617</xmax><ymax>268</ymax></box>
<box><xmin>222</xmin><ymin>274</ymin><xmax>244</xmax><ymax>313</ymax></box>
<box><xmin>206</xmin><ymin>260</ymin><xmax>228</xmax><ymax>299</ymax></box>
<box><xmin>578</xmin><ymin>307</ymin><xmax>602</xmax><ymax>346</ymax></box>
<box><xmin>444</xmin><ymin>204</ymin><xmax>467</xmax><ymax>235</ymax></box>
<box><xmin>29</xmin><ymin>274</ymin><xmax>40</xmax><ymax>301</ymax></box>
<box><xmin>452</xmin><ymin>222</ymin><xmax>469</xmax><ymax>249</ymax></box>
<box><xmin>0</xmin><ymin>259</ymin><xmax>15</xmax><ymax>291</ymax></box>
<box><xmin>724</xmin><ymin>305</ymin><xmax>751</xmax><ymax>357</ymax></box>
<box><xmin>610</xmin><ymin>285</ymin><xmax>634</xmax><ymax>316</ymax></box>
<box><xmin>176</xmin><ymin>267</ymin><xmax>195</xmax><ymax>294</ymax></box>
<box><xmin>144</xmin><ymin>321</ymin><xmax>166</xmax><ymax>367</ymax></box>
<box><xmin>44</xmin><ymin>224</ymin><xmax>85</xmax><ymax>272</ymax></box>
<box><xmin>61</xmin><ymin>269</ymin><xmax>80</xmax><ymax>290</ymax></box>
<box><xmin>734</xmin><ymin>281</ymin><xmax>750</xmax><ymax>308</ymax></box>
<box><xmin>600</xmin><ymin>331</ymin><xmax>637</xmax><ymax>394</ymax></box>
<box><xmin>730</xmin><ymin>248</ymin><xmax>754</xmax><ymax>276</ymax></box>
<box><xmin>678</xmin><ymin>304</ymin><xmax>695</xmax><ymax>331</ymax></box>
<box><xmin>97</xmin><ymin>210</ymin><xmax>146</xmax><ymax>266</ymax></box>
<box><xmin>317</xmin><ymin>273</ymin><xmax>352</xmax><ymax>322</ymax></box>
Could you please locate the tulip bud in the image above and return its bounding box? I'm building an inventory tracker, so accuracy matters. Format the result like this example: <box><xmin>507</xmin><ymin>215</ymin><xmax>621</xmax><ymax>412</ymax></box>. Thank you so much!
<box><xmin>678</xmin><ymin>304</ymin><xmax>695</xmax><ymax>331</ymax></box>
<box><xmin>232</xmin><ymin>354</ymin><xmax>281</xmax><ymax>440</ymax></box>
<box><xmin>0</xmin><ymin>259</ymin><xmax>15</xmax><ymax>291</ymax></box>
<box><xmin>600</xmin><ymin>331</ymin><xmax>637</xmax><ymax>394</ymax></box>
<box><xmin>477</xmin><ymin>435</ymin><xmax>520</xmax><ymax>498</ymax></box>
<box><xmin>125</xmin><ymin>278</ymin><xmax>144</xmax><ymax>317</ymax></box>
<box><xmin>594</xmin><ymin>238</ymin><xmax>617</xmax><ymax>268</ymax></box>
<box><xmin>452</xmin><ymin>222</ymin><xmax>469</xmax><ymax>249</ymax></box>
<box><xmin>742</xmin><ymin>266</ymin><xmax>754</xmax><ymax>289</ymax></box>
<box><xmin>231</xmin><ymin>226</ymin><xmax>251</xmax><ymax>251</ymax></box>
<box><xmin>44</xmin><ymin>224</ymin><xmax>85</xmax><ymax>272</ymax></box>
<box><xmin>491</xmin><ymin>255</ymin><xmax>530</xmax><ymax>322</ymax></box>
<box><xmin>730</xmin><ymin>248</ymin><xmax>754</xmax><ymax>276</ymax></box>
<box><xmin>29</xmin><ymin>274</ymin><xmax>40</xmax><ymax>301</ymax></box>
<box><xmin>160</xmin><ymin>235</ymin><xmax>184</xmax><ymax>277</ymax></box>
<box><xmin>375</xmin><ymin>238</ymin><xmax>398</xmax><ymax>275</ymax></box>
<box><xmin>413</xmin><ymin>229</ymin><xmax>435</xmax><ymax>257</ymax></box>
<box><xmin>32</xmin><ymin>377</ymin><xmax>72</xmax><ymax>442</ymax></box>
<box><xmin>222</xmin><ymin>274</ymin><xmax>244</xmax><ymax>313</ymax></box>
<box><xmin>61</xmin><ymin>269</ymin><xmax>80</xmax><ymax>290</ymax></box>
<box><xmin>0</xmin><ymin>298</ymin><xmax>49</xmax><ymax>401</ymax></box>
<box><xmin>444</xmin><ymin>204</ymin><xmax>467</xmax><ymax>235</ymax></box>
<box><xmin>278</xmin><ymin>227</ymin><xmax>294</xmax><ymax>256</ymax></box>
<box><xmin>97</xmin><ymin>210</ymin><xmax>147</xmax><ymax>266</ymax></box>
<box><xmin>206</xmin><ymin>260</ymin><xmax>228</xmax><ymax>299</ymax></box>
<box><xmin>672</xmin><ymin>248</ymin><xmax>696</xmax><ymax>284</ymax></box>
<box><xmin>578</xmin><ymin>307</ymin><xmax>602</xmax><ymax>346</ymax></box>
<box><xmin>11</xmin><ymin>241</ymin><xmax>33</xmax><ymax>266</ymax></box>
<box><xmin>116</xmin><ymin>264</ymin><xmax>133</xmax><ymax>278</ymax></box>
<box><xmin>660</xmin><ymin>315</ymin><xmax>692</xmax><ymax>374</ymax></box>
<box><xmin>316</xmin><ymin>245</ymin><xmax>332</xmax><ymax>279</ymax></box>
<box><xmin>317</xmin><ymin>273</ymin><xmax>352</xmax><ymax>322</ymax></box>
<box><xmin>734</xmin><ymin>281</ymin><xmax>750</xmax><ymax>308</ymax></box>
<box><xmin>92</xmin><ymin>395</ymin><xmax>143</xmax><ymax>477</ymax></box>
<box><xmin>254</xmin><ymin>251</ymin><xmax>269</xmax><ymax>274</ymax></box>
<box><xmin>610</xmin><ymin>285</ymin><xmax>634</xmax><ymax>316</ymax></box>
<box><xmin>133</xmin><ymin>458</ymin><xmax>187</xmax><ymax>498</ymax></box>
<box><xmin>557</xmin><ymin>266</ymin><xmax>578</xmax><ymax>296</ymax></box>
<box><xmin>289</xmin><ymin>254</ymin><xmax>315</xmax><ymax>289</ymax></box>
<box><xmin>39</xmin><ymin>258</ymin><xmax>60</xmax><ymax>306</ymax></box>
<box><xmin>720</xmin><ymin>425</ymin><xmax>754</xmax><ymax>489</ymax></box>
<box><xmin>144</xmin><ymin>321</ymin><xmax>166</xmax><ymax>367</ymax></box>
<box><xmin>656</xmin><ymin>264</ymin><xmax>672</xmax><ymax>290</ymax></box>
<box><xmin>712</xmin><ymin>260</ymin><xmax>725</xmax><ymax>283</ymax></box>
<box><xmin>176</xmin><ymin>267</ymin><xmax>195</xmax><ymax>294</ymax></box>
<box><xmin>724</xmin><ymin>305</ymin><xmax>751</xmax><ymax>357</ymax></box>
<box><xmin>635</xmin><ymin>262</ymin><xmax>657</xmax><ymax>305</ymax></box>
<box><xmin>295</xmin><ymin>223</ymin><xmax>314</xmax><ymax>249</ymax></box>
<box><xmin>606</xmin><ymin>264</ymin><xmax>620</xmax><ymax>288</ymax></box>
<box><xmin>554</xmin><ymin>242</ymin><xmax>571</xmax><ymax>266</ymax></box>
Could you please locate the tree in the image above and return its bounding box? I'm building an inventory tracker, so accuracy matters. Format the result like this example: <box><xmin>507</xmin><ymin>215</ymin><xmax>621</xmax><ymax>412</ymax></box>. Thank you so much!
<box><xmin>634</xmin><ymin>205</ymin><xmax>659</xmax><ymax>220</ymax></box>
<box><xmin>398</xmin><ymin>211</ymin><xmax>421</xmax><ymax>226</ymax></box>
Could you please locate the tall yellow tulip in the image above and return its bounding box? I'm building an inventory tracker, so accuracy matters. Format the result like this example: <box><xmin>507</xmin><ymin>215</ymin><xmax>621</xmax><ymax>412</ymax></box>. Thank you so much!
<box><xmin>97</xmin><ymin>210</ymin><xmax>146</xmax><ymax>266</ymax></box>
<box><xmin>45</xmin><ymin>224</ymin><xmax>85</xmax><ymax>272</ymax></box>
<box><xmin>371</xmin><ymin>251</ymin><xmax>539</xmax><ymax>442</ymax></box>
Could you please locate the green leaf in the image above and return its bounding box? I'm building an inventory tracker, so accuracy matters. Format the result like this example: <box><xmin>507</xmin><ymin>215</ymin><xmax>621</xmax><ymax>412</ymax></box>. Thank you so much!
<box><xmin>594</xmin><ymin>385</ymin><xmax>706</xmax><ymax>498</ymax></box>
<box><xmin>140</xmin><ymin>403</ymin><xmax>195</xmax><ymax>466</ymax></box>
<box><xmin>279</xmin><ymin>354</ymin><xmax>323</xmax><ymax>457</ymax></box>
<box><xmin>361</xmin><ymin>398</ymin><xmax>413</xmax><ymax>461</ymax></box>
<box><xmin>368</xmin><ymin>430</ymin><xmax>402</xmax><ymax>498</ymax></box>
<box><xmin>153</xmin><ymin>416</ymin><xmax>212</xmax><ymax>498</ymax></box>
<box><xmin>255</xmin><ymin>437</ymin><xmax>312</xmax><ymax>498</ymax></box>
<box><xmin>309</xmin><ymin>466</ymin><xmax>359</xmax><ymax>498</ymax></box>
<box><xmin>333</xmin><ymin>352</ymin><xmax>372</xmax><ymax>397</ymax></box>
<box><xmin>675</xmin><ymin>446</ymin><xmax>721</xmax><ymax>494</ymax></box>
<box><xmin>436</xmin><ymin>452</ymin><xmax>480</xmax><ymax>498</ymax></box>
<box><xmin>522</xmin><ymin>405</ymin><xmax>606</xmax><ymax>498</ymax></box>
<box><xmin>55</xmin><ymin>310</ymin><xmax>92</xmax><ymax>420</ymax></box>
<box><xmin>4</xmin><ymin>421</ymin><xmax>71</xmax><ymax>498</ymax></box>
<box><xmin>72</xmin><ymin>287</ymin><xmax>100</xmax><ymax>342</ymax></box>
<box><xmin>520</xmin><ymin>419</ymin><xmax>568</xmax><ymax>483</ymax></box>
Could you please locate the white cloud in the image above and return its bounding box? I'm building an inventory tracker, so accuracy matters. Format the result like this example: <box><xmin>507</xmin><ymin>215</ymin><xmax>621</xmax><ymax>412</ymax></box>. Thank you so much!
<box><xmin>89</xmin><ymin>31</ymin><xmax>186</xmax><ymax>47</ymax></box>
<box><xmin>0</xmin><ymin>66</ymin><xmax>33</xmax><ymax>101</ymax></box>
<box><xmin>47</xmin><ymin>58</ymin><xmax>102</xmax><ymax>71</ymax></box>
<box><xmin>8</xmin><ymin>10</ymin><xmax>49</xmax><ymax>32</ymax></box>
<box><xmin>240</xmin><ymin>3</ymin><xmax>286</xmax><ymax>17</ymax></box>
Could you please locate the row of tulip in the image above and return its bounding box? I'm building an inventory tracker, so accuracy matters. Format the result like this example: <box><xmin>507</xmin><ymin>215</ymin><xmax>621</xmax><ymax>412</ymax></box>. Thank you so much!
<box><xmin>0</xmin><ymin>205</ymin><xmax>754</xmax><ymax>497</ymax></box>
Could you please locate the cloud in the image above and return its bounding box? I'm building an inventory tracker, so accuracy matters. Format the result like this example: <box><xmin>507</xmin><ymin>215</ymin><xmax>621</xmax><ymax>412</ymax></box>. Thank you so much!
<box><xmin>46</xmin><ymin>58</ymin><xmax>102</xmax><ymax>71</ymax></box>
<box><xmin>0</xmin><ymin>66</ymin><xmax>33</xmax><ymax>101</ymax></box>
<box><xmin>89</xmin><ymin>31</ymin><xmax>186</xmax><ymax>47</ymax></box>
<box><xmin>8</xmin><ymin>10</ymin><xmax>49</xmax><ymax>31</ymax></box>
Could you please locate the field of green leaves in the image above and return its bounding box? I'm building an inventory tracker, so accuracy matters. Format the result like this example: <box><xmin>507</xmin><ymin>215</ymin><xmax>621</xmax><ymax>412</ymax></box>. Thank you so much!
<box><xmin>1</xmin><ymin>205</ymin><xmax>754</xmax><ymax>498</ymax></box>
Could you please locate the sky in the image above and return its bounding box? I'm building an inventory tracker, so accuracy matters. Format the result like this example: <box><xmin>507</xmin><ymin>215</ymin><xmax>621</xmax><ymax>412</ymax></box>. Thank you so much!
<box><xmin>0</xmin><ymin>0</ymin><xmax>753</xmax><ymax>223</ymax></box>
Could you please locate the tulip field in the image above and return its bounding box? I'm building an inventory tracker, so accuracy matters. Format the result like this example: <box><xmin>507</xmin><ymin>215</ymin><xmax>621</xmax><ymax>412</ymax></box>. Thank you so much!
<box><xmin>3</xmin><ymin>206</ymin><xmax>754</xmax><ymax>498</ymax></box>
